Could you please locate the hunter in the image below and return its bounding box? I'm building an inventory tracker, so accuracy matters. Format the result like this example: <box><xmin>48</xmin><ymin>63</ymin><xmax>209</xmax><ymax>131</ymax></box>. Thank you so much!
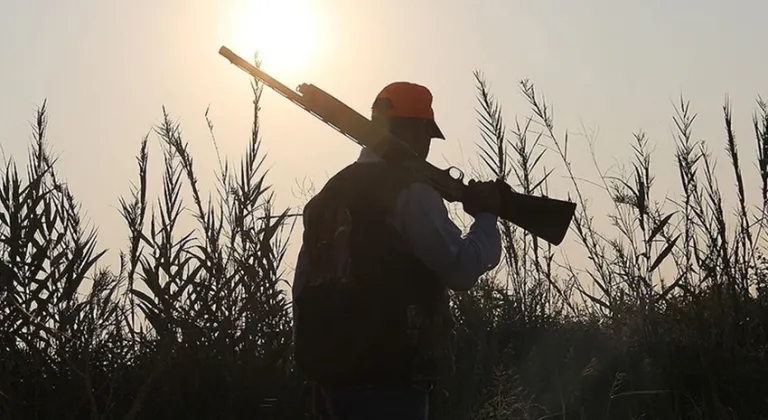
<box><xmin>292</xmin><ymin>81</ymin><xmax>502</xmax><ymax>419</ymax></box>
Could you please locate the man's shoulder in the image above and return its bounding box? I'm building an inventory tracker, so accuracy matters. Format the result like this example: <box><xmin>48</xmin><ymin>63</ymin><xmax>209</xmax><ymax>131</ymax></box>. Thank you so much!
<box><xmin>305</xmin><ymin>161</ymin><xmax>443</xmax><ymax>210</ymax></box>
<box><xmin>302</xmin><ymin>161</ymin><xmax>413</xmax><ymax>202</ymax></box>
<box><xmin>304</xmin><ymin>163</ymin><xmax>361</xmax><ymax>199</ymax></box>
<box><xmin>337</xmin><ymin>161</ymin><xmax>426</xmax><ymax>190</ymax></box>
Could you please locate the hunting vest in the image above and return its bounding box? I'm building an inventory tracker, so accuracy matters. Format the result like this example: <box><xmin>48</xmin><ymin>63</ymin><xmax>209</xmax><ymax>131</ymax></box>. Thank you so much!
<box><xmin>293</xmin><ymin>161</ymin><xmax>456</xmax><ymax>386</ymax></box>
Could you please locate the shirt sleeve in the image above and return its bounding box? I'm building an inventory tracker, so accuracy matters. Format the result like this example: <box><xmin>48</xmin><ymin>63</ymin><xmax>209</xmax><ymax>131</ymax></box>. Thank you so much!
<box><xmin>391</xmin><ymin>182</ymin><xmax>502</xmax><ymax>291</ymax></box>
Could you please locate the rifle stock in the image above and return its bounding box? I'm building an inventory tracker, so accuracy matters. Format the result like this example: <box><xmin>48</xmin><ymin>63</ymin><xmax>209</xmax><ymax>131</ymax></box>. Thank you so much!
<box><xmin>497</xmin><ymin>184</ymin><xmax>576</xmax><ymax>245</ymax></box>
<box><xmin>218</xmin><ymin>46</ymin><xmax>576</xmax><ymax>245</ymax></box>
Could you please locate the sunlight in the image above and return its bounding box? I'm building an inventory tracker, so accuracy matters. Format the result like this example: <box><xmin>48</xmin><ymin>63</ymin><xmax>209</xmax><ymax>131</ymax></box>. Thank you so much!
<box><xmin>228</xmin><ymin>0</ymin><xmax>321</xmax><ymax>77</ymax></box>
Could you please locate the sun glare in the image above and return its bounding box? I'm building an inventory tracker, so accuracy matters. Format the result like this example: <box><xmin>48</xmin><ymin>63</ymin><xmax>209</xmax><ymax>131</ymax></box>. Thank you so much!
<box><xmin>229</xmin><ymin>0</ymin><xmax>321</xmax><ymax>77</ymax></box>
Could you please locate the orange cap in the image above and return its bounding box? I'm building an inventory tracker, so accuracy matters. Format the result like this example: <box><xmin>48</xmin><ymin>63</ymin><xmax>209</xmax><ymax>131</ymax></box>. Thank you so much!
<box><xmin>372</xmin><ymin>82</ymin><xmax>445</xmax><ymax>139</ymax></box>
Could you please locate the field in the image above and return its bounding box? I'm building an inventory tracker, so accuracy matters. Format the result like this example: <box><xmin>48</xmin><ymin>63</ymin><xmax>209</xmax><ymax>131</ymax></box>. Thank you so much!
<box><xmin>2</xmin><ymin>70</ymin><xmax>768</xmax><ymax>419</ymax></box>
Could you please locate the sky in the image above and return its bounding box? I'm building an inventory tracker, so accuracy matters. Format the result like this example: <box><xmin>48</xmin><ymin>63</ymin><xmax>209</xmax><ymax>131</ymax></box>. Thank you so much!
<box><xmin>1</xmin><ymin>0</ymin><xmax>767</xmax><ymax>290</ymax></box>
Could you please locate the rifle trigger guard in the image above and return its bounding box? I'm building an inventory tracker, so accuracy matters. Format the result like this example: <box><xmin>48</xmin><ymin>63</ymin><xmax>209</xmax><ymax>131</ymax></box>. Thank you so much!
<box><xmin>447</xmin><ymin>166</ymin><xmax>464</xmax><ymax>182</ymax></box>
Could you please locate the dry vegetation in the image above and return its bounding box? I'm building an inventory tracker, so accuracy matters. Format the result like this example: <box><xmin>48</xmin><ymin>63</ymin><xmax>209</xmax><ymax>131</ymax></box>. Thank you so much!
<box><xmin>2</xmin><ymin>66</ymin><xmax>768</xmax><ymax>419</ymax></box>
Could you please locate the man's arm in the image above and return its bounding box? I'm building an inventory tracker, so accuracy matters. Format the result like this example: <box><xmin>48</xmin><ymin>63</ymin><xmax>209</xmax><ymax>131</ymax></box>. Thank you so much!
<box><xmin>392</xmin><ymin>182</ymin><xmax>502</xmax><ymax>291</ymax></box>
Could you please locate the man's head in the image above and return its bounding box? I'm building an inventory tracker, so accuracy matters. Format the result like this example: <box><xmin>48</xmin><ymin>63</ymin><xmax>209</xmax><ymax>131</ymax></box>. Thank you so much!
<box><xmin>371</xmin><ymin>82</ymin><xmax>445</xmax><ymax>160</ymax></box>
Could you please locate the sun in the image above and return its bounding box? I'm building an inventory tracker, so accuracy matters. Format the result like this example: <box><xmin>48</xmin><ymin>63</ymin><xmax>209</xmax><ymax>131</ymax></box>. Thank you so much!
<box><xmin>228</xmin><ymin>0</ymin><xmax>321</xmax><ymax>77</ymax></box>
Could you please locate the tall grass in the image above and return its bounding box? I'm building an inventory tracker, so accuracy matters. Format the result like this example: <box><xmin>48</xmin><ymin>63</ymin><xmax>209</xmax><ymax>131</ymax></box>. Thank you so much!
<box><xmin>459</xmin><ymin>76</ymin><xmax>768</xmax><ymax>419</ymax></box>
<box><xmin>0</xmin><ymin>63</ymin><xmax>305</xmax><ymax>419</ymax></box>
<box><xmin>1</xmin><ymin>63</ymin><xmax>767</xmax><ymax>419</ymax></box>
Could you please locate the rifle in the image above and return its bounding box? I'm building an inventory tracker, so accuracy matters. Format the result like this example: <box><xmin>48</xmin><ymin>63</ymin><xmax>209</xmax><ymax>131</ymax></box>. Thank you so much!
<box><xmin>218</xmin><ymin>46</ymin><xmax>576</xmax><ymax>245</ymax></box>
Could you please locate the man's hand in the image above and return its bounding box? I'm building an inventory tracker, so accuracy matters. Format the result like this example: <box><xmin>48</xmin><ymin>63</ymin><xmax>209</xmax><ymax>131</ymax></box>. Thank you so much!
<box><xmin>462</xmin><ymin>180</ymin><xmax>501</xmax><ymax>217</ymax></box>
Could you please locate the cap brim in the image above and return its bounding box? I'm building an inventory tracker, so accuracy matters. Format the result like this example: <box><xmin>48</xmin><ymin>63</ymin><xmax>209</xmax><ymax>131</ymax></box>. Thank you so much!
<box><xmin>428</xmin><ymin>120</ymin><xmax>445</xmax><ymax>140</ymax></box>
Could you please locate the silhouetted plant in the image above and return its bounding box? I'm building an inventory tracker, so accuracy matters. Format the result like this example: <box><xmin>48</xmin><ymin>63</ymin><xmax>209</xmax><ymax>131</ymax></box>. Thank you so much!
<box><xmin>2</xmin><ymin>61</ymin><xmax>768</xmax><ymax>420</ymax></box>
<box><xmin>459</xmin><ymin>74</ymin><xmax>768</xmax><ymax>419</ymax></box>
<box><xmin>0</xmin><ymin>56</ymin><xmax>302</xmax><ymax>419</ymax></box>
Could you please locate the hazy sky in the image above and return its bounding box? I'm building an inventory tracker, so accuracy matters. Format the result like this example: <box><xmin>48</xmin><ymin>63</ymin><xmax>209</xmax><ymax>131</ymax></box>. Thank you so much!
<box><xmin>2</xmin><ymin>0</ymin><xmax>766</xmax><ymax>284</ymax></box>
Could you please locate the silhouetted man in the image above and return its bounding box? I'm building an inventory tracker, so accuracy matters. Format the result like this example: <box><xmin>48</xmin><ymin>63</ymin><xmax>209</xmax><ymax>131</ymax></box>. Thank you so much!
<box><xmin>292</xmin><ymin>81</ymin><xmax>502</xmax><ymax>420</ymax></box>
